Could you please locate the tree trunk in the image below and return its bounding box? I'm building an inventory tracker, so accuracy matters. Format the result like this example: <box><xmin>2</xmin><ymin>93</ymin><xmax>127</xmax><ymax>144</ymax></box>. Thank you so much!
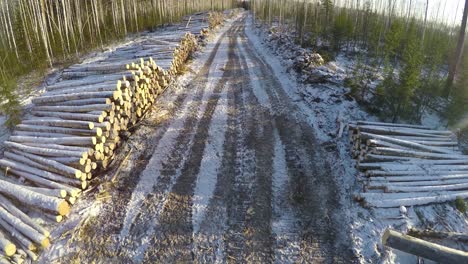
<box><xmin>446</xmin><ymin>0</ymin><xmax>468</xmax><ymax>91</ymax></box>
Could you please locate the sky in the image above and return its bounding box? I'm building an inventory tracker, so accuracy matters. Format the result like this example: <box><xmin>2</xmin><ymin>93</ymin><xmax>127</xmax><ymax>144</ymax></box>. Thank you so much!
<box><xmin>331</xmin><ymin>0</ymin><xmax>466</xmax><ymax>26</ymax></box>
<box><xmin>414</xmin><ymin>0</ymin><xmax>465</xmax><ymax>25</ymax></box>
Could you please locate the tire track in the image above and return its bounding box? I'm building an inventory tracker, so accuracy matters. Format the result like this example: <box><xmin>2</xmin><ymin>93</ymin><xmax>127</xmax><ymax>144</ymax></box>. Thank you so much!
<box><xmin>237</xmin><ymin>18</ymin><xmax>355</xmax><ymax>263</ymax></box>
<box><xmin>141</xmin><ymin>26</ymin><xmax>239</xmax><ymax>263</ymax></box>
<box><xmin>115</xmin><ymin>26</ymin><xmax>234</xmax><ymax>262</ymax></box>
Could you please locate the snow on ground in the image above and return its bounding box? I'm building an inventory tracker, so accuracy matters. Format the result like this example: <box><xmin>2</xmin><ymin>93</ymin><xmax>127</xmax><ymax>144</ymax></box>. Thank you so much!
<box><xmin>192</xmin><ymin>83</ymin><xmax>228</xmax><ymax>233</ymax></box>
<box><xmin>271</xmin><ymin>128</ymin><xmax>301</xmax><ymax>263</ymax></box>
<box><xmin>246</xmin><ymin>15</ymin><xmax>468</xmax><ymax>264</ymax></box>
<box><xmin>237</xmin><ymin>37</ymin><xmax>271</xmax><ymax>109</ymax></box>
<box><xmin>118</xmin><ymin>20</ymin><xmax>232</xmax><ymax>262</ymax></box>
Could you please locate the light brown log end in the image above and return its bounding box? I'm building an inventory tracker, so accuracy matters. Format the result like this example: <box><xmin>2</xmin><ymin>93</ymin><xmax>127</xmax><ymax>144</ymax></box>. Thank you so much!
<box><xmin>58</xmin><ymin>200</ymin><xmax>70</xmax><ymax>216</ymax></box>
<box><xmin>60</xmin><ymin>190</ymin><xmax>67</xmax><ymax>198</ymax></box>
<box><xmin>3</xmin><ymin>242</ymin><xmax>16</xmax><ymax>256</ymax></box>
<box><xmin>75</xmin><ymin>170</ymin><xmax>82</xmax><ymax>179</ymax></box>
<box><xmin>88</xmin><ymin>122</ymin><xmax>94</xmax><ymax>130</ymax></box>
<box><xmin>56</xmin><ymin>215</ymin><xmax>63</xmax><ymax>223</ymax></box>
<box><xmin>68</xmin><ymin>197</ymin><xmax>76</xmax><ymax>205</ymax></box>
<box><xmin>41</xmin><ymin>238</ymin><xmax>50</xmax><ymax>248</ymax></box>
<box><xmin>92</xmin><ymin>137</ymin><xmax>97</xmax><ymax>145</ymax></box>
<box><xmin>382</xmin><ymin>229</ymin><xmax>392</xmax><ymax>245</ymax></box>
<box><xmin>81</xmin><ymin>181</ymin><xmax>87</xmax><ymax>190</ymax></box>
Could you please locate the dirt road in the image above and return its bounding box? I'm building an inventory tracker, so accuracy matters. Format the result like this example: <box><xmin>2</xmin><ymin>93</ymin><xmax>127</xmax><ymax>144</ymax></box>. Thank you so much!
<box><xmin>48</xmin><ymin>14</ymin><xmax>356</xmax><ymax>264</ymax></box>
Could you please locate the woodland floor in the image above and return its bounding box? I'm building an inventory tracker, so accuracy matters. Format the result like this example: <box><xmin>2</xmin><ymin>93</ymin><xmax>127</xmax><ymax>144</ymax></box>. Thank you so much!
<box><xmin>39</xmin><ymin>13</ymin><xmax>358</xmax><ymax>263</ymax></box>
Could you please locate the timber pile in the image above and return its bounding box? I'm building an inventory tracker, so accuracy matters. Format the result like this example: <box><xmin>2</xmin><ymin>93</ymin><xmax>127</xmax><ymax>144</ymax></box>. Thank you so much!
<box><xmin>349</xmin><ymin>121</ymin><xmax>468</xmax><ymax>208</ymax></box>
<box><xmin>0</xmin><ymin>11</ymin><xmax>221</xmax><ymax>263</ymax></box>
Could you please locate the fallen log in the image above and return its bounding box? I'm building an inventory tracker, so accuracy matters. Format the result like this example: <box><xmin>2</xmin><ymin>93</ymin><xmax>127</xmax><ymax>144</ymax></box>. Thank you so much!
<box><xmin>0</xmin><ymin>179</ymin><xmax>70</xmax><ymax>215</ymax></box>
<box><xmin>49</xmin><ymin>98</ymin><xmax>112</xmax><ymax>107</ymax></box>
<box><xmin>15</xmin><ymin>125</ymin><xmax>102</xmax><ymax>137</ymax></box>
<box><xmin>382</xmin><ymin>229</ymin><xmax>468</xmax><ymax>263</ymax></box>
<box><xmin>21</xmin><ymin>186</ymin><xmax>66</xmax><ymax>198</ymax></box>
<box><xmin>370</xmin><ymin>174</ymin><xmax>468</xmax><ymax>182</ymax></box>
<box><xmin>356</xmin><ymin>190</ymin><xmax>468</xmax><ymax>200</ymax></box>
<box><xmin>368</xmin><ymin>178</ymin><xmax>468</xmax><ymax>188</ymax></box>
<box><xmin>9</xmin><ymin>136</ymin><xmax>96</xmax><ymax>147</ymax></box>
<box><xmin>364</xmin><ymin>191</ymin><xmax>468</xmax><ymax>207</ymax></box>
<box><xmin>370</xmin><ymin>147</ymin><xmax>467</xmax><ymax>160</ymax></box>
<box><xmin>0</xmin><ymin>159</ymin><xmax>82</xmax><ymax>186</ymax></box>
<box><xmin>361</xmin><ymin>154</ymin><xmax>468</xmax><ymax>165</ymax></box>
<box><xmin>5</xmin><ymin>141</ymin><xmax>88</xmax><ymax>159</ymax></box>
<box><xmin>385</xmin><ymin>182</ymin><xmax>468</xmax><ymax>192</ymax></box>
<box><xmin>367</xmin><ymin>170</ymin><xmax>468</xmax><ymax>177</ymax></box>
<box><xmin>408</xmin><ymin>228</ymin><xmax>468</xmax><ymax>243</ymax></box>
<box><xmin>8</xmin><ymin>151</ymin><xmax>82</xmax><ymax>179</ymax></box>
<box><xmin>21</xmin><ymin>119</ymin><xmax>94</xmax><ymax>130</ymax></box>
<box><xmin>0</xmin><ymin>194</ymin><xmax>49</xmax><ymax>238</ymax></box>
<box><xmin>0</xmin><ymin>218</ymin><xmax>36</xmax><ymax>251</ymax></box>
<box><xmin>352</xmin><ymin>121</ymin><xmax>431</xmax><ymax>130</ymax></box>
<box><xmin>30</xmin><ymin>111</ymin><xmax>105</xmax><ymax>123</ymax></box>
<box><xmin>361</xmin><ymin>132</ymin><xmax>456</xmax><ymax>154</ymax></box>
<box><xmin>358</xmin><ymin>125</ymin><xmax>453</xmax><ymax>138</ymax></box>
<box><xmin>32</xmin><ymin>104</ymin><xmax>114</xmax><ymax>113</ymax></box>
<box><xmin>0</xmin><ymin>232</ymin><xmax>15</xmax><ymax>257</ymax></box>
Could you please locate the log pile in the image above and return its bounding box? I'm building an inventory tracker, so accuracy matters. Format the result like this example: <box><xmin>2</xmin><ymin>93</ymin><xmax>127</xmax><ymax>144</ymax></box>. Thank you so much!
<box><xmin>349</xmin><ymin>121</ymin><xmax>468</xmax><ymax>208</ymax></box>
<box><xmin>0</xmin><ymin>11</ymin><xmax>220</xmax><ymax>263</ymax></box>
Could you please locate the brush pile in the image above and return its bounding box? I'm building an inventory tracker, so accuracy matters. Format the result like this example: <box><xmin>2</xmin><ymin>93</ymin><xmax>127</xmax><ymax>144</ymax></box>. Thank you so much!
<box><xmin>0</xmin><ymin>11</ymin><xmax>220</xmax><ymax>263</ymax></box>
<box><xmin>349</xmin><ymin>121</ymin><xmax>468</xmax><ymax>208</ymax></box>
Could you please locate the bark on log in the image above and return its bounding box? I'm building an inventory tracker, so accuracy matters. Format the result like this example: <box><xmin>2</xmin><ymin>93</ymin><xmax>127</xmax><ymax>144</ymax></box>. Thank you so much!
<box><xmin>8</xmin><ymin>151</ymin><xmax>82</xmax><ymax>179</ymax></box>
<box><xmin>9</xmin><ymin>136</ymin><xmax>96</xmax><ymax>147</ymax></box>
<box><xmin>5</xmin><ymin>141</ymin><xmax>88</xmax><ymax>159</ymax></box>
<box><xmin>367</xmin><ymin>170</ymin><xmax>468</xmax><ymax>177</ymax></box>
<box><xmin>48</xmin><ymin>98</ymin><xmax>112</xmax><ymax>106</ymax></box>
<box><xmin>0</xmin><ymin>218</ymin><xmax>35</xmax><ymax>251</ymax></box>
<box><xmin>362</xmin><ymin>154</ymin><xmax>468</xmax><ymax>165</ymax></box>
<box><xmin>0</xmin><ymin>232</ymin><xmax>15</xmax><ymax>257</ymax></box>
<box><xmin>0</xmin><ymin>194</ymin><xmax>49</xmax><ymax>237</ymax></box>
<box><xmin>408</xmin><ymin>228</ymin><xmax>468</xmax><ymax>243</ymax></box>
<box><xmin>370</xmin><ymin>147</ymin><xmax>467</xmax><ymax>160</ymax></box>
<box><xmin>0</xmin><ymin>159</ymin><xmax>82</xmax><ymax>186</ymax></box>
<box><xmin>32</xmin><ymin>91</ymin><xmax>120</xmax><ymax>104</ymax></box>
<box><xmin>358</xmin><ymin>125</ymin><xmax>453</xmax><ymax>138</ymax></box>
<box><xmin>32</xmin><ymin>104</ymin><xmax>114</xmax><ymax>113</ymax></box>
<box><xmin>364</xmin><ymin>191</ymin><xmax>468</xmax><ymax>207</ymax></box>
<box><xmin>15</xmin><ymin>125</ymin><xmax>102</xmax><ymax>137</ymax></box>
<box><xmin>382</xmin><ymin>229</ymin><xmax>468</xmax><ymax>263</ymax></box>
<box><xmin>370</xmin><ymin>174</ymin><xmax>468</xmax><ymax>182</ymax></box>
<box><xmin>352</xmin><ymin>121</ymin><xmax>432</xmax><ymax>129</ymax></box>
<box><xmin>361</xmin><ymin>132</ymin><xmax>456</xmax><ymax>154</ymax></box>
<box><xmin>31</xmin><ymin>111</ymin><xmax>105</xmax><ymax>123</ymax></box>
<box><xmin>0</xmin><ymin>179</ymin><xmax>69</xmax><ymax>215</ymax></box>
<box><xmin>21</xmin><ymin>119</ymin><xmax>94</xmax><ymax>130</ymax></box>
<box><xmin>385</xmin><ymin>182</ymin><xmax>468</xmax><ymax>192</ymax></box>
<box><xmin>21</xmin><ymin>186</ymin><xmax>66</xmax><ymax>198</ymax></box>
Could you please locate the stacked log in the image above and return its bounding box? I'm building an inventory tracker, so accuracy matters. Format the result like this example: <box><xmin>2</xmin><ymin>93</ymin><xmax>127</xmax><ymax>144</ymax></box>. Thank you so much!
<box><xmin>349</xmin><ymin>121</ymin><xmax>468</xmax><ymax>208</ymax></box>
<box><xmin>0</xmin><ymin>10</ymin><xmax>216</xmax><ymax>262</ymax></box>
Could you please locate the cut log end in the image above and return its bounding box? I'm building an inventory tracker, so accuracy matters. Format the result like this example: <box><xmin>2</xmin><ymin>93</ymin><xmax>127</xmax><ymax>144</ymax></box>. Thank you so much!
<box><xmin>41</xmin><ymin>237</ymin><xmax>50</xmax><ymax>248</ymax></box>
<box><xmin>4</xmin><ymin>242</ymin><xmax>16</xmax><ymax>257</ymax></box>
<box><xmin>75</xmin><ymin>171</ymin><xmax>82</xmax><ymax>179</ymax></box>
<box><xmin>60</xmin><ymin>190</ymin><xmax>67</xmax><ymax>198</ymax></box>
<box><xmin>58</xmin><ymin>201</ymin><xmax>70</xmax><ymax>216</ymax></box>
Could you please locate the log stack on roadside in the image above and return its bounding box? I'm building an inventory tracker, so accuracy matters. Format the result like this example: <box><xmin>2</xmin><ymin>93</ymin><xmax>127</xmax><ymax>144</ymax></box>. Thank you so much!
<box><xmin>349</xmin><ymin>121</ymin><xmax>468</xmax><ymax>208</ymax></box>
<box><xmin>0</xmin><ymin>11</ymin><xmax>221</xmax><ymax>263</ymax></box>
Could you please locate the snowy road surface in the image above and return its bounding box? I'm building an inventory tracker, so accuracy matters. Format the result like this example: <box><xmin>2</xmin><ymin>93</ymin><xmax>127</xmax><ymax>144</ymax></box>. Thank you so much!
<box><xmin>44</xmin><ymin>14</ymin><xmax>356</xmax><ymax>263</ymax></box>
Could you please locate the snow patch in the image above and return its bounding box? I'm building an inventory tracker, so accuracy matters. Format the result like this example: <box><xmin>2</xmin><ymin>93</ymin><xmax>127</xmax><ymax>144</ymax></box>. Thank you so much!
<box><xmin>192</xmin><ymin>84</ymin><xmax>228</xmax><ymax>233</ymax></box>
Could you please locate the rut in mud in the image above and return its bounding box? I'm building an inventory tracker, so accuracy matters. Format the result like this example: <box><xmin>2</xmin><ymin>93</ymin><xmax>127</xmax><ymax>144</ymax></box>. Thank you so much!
<box><xmin>46</xmin><ymin>15</ymin><xmax>356</xmax><ymax>264</ymax></box>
